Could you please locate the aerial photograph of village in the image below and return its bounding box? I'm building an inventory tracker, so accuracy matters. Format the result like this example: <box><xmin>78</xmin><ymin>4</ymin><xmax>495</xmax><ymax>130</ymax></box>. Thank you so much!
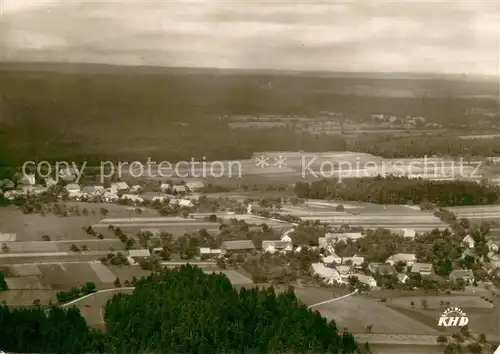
<box><xmin>0</xmin><ymin>0</ymin><xmax>500</xmax><ymax>353</ymax></box>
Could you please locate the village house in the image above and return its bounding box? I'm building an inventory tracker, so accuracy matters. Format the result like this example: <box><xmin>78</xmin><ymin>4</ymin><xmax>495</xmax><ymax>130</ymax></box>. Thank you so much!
<box><xmin>81</xmin><ymin>185</ymin><xmax>104</xmax><ymax>196</ymax></box>
<box><xmin>368</xmin><ymin>263</ymin><xmax>396</xmax><ymax>275</ymax></box>
<box><xmin>487</xmin><ymin>240</ymin><xmax>499</xmax><ymax>253</ymax></box>
<box><xmin>65</xmin><ymin>183</ymin><xmax>81</xmax><ymax>193</ymax></box>
<box><xmin>262</xmin><ymin>240</ymin><xmax>293</xmax><ymax>254</ymax></box>
<box><xmin>449</xmin><ymin>269</ymin><xmax>474</xmax><ymax>284</ymax></box>
<box><xmin>281</xmin><ymin>234</ymin><xmax>292</xmax><ymax>243</ymax></box>
<box><xmin>140</xmin><ymin>229</ymin><xmax>162</xmax><ymax>237</ymax></box>
<box><xmin>59</xmin><ymin>167</ymin><xmax>77</xmax><ymax>181</ymax></box>
<box><xmin>172</xmin><ymin>185</ymin><xmax>187</xmax><ymax>195</ymax></box>
<box><xmin>351</xmin><ymin>273</ymin><xmax>377</xmax><ymax>288</ymax></box>
<box><xmin>199</xmin><ymin>247</ymin><xmax>222</xmax><ymax>260</ymax></box>
<box><xmin>30</xmin><ymin>186</ymin><xmax>48</xmax><ymax>195</ymax></box>
<box><xmin>103</xmin><ymin>190</ymin><xmax>119</xmax><ymax>202</ymax></box>
<box><xmin>318</xmin><ymin>237</ymin><xmax>335</xmax><ymax>254</ymax></box>
<box><xmin>410</xmin><ymin>263</ymin><xmax>434</xmax><ymax>276</ymax></box>
<box><xmin>462</xmin><ymin>235</ymin><xmax>475</xmax><ymax>249</ymax></box>
<box><xmin>152</xmin><ymin>195</ymin><xmax>168</xmax><ymax>203</ymax></box>
<box><xmin>44</xmin><ymin>177</ymin><xmax>57</xmax><ymax>187</ymax></box>
<box><xmin>311</xmin><ymin>263</ymin><xmax>343</xmax><ymax>285</ymax></box>
<box><xmin>120</xmin><ymin>194</ymin><xmax>144</xmax><ymax>204</ymax></box>
<box><xmin>1</xmin><ymin>179</ymin><xmax>15</xmax><ymax>190</ymax></box>
<box><xmin>344</xmin><ymin>255</ymin><xmax>365</xmax><ymax>268</ymax></box>
<box><xmin>178</xmin><ymin>199</ymin><xmax>194</xmax><ymax>207</ymax></box>
<box><xmin>386</xmin><ymin>253</ymin><xmax>417</xmax><ymax>266</ymax></box>
<box><xmin>19</xmin><ymin>174</ymin><xmax>36</xmax><ymax>186</ymax></box>
<box><xmin>336</xmin><ymin>265</ymin><xmax>354</xmax><ymax>279</ymax></box>
<box><xmin>129</xmin><ymin>249</ymin><xmax>151</xmax><ymax>258</ymax></box>
<box><xmin>111</xmin><ymin>181</ymin><xmax>130</xmax><ymax>192</ymax></box>
<box><xmin>185</xmin><ymin>180</ymin><xmax>205</xmax><ymax>192</ymax></box>
<box><xmin>395</xmin><ymin>228</ymin><xmax>417</xmax><ymax>239</ymax></box>
<box><xmin>221</xmin><ymin>240</ymin><xmax>256</xmax><ymax>255</ymax></box>
<box><xmin>325</xmin><ymin>232</ymin><xmax>364</xmax><ymax>243</ymax></box>
<box><xmin>130</xmin><ymin>185</ymin><xmax>142</xmax><ymax>193</ymax></box>
<box><xmin>323</xmin><ymin>253</ymin><xmax>342</xmax><ymax>266</ymax></box>
<box><xmin>19</xmin><ymin>185</ymin><xmax>34</xmax><ymax>194</ymax></box>
<box><xmin>3</xmin><ymin>190</ymin><xmax>22</xmax><ymax>200</ymax></box>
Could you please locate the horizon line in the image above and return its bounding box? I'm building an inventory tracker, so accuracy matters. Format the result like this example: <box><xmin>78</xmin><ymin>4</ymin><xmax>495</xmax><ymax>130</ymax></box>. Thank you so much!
<box><xmin>1</xmin><ymin>59</ymin><xmax>498</xmax><ymax>82</ymax></box>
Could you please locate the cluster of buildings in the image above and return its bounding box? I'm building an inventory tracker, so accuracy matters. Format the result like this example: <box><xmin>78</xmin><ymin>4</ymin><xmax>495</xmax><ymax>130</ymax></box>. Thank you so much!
<box><xmin>1</xmin><ymin>171</ymin><xmax>204</xmax><ymax>208</ymax></box>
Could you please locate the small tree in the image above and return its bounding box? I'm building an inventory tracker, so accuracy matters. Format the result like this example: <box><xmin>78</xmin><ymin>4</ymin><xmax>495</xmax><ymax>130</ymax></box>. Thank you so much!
<box><xmin>1</xmin><ymin>243</ymin><xmax>8</xmax><ymax>253</ymax></box>
<box><xmin>335</xmin><ymin>204</ymin><xmax>345</xmax><ymax>212</ymax></box>
<box><xmin>70</xmin><ymin>244</ymin><xmax>80</xmax><ymax>252</ymax></box>
<box><xmin>421</xmin><ymin>299</ymin><xmax>428</xmax><ymax>309</ymax></box>
<box><xmin>466</xmin><ymin>343</ymin><xmax>481</xmax><ymax>353</ymax></box>
<box><xmin>0</xmin><ymin>272</ymin><xmax>8</xmax><ymax>291</ymax></box>
<box><xmin>32</xmin><ymin>299</ymin><xmax>41</xmax><ymax>307</ymax></box>
<box><xmin>436</xmin><ymin>335</ymin><xmax>447</xmax><ymax>345</ymax></box>
<box><xmin>114</xmin><ymin>277</ymin><xmax>121</xmax><ymax>288</ymax></box>
<box><xmin>478</xmin><ymin>333</ymin><xmax>486</xmax><ymax>343</ymax></box>
<box><xmin>365</xmin><ymin>324</ymin><xmax>373</xmax><ymax>333</ymax></box>
<box><xmin>97</xmin><ymin>233</ymin><xmax>104</xmax><ymax>239</ymax></box>
<box><xmin>100</xmin><ymin>207</ymin><xmax>109</xmax><ymax>216</ymax></box>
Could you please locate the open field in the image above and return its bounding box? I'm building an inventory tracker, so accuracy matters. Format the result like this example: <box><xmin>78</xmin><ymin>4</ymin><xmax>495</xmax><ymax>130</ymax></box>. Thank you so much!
<box><xmin>444</xmin><ymin>205</ymin><xmax>500</xmax><ymax>220</ymax></box>
<box><xmin>203</xmin><ymin>269</ymin><xmax>253</xmax><ymax>285</ymax></box>
<box><xmin>386</xmin><ymin>295</ymin><xmax>493</xmax><ymax>310</ymax></box>
<box><xmin>388</xmin><ymin>305</ymin><xmax>500</xmax><ymax>337</ymax></box>
<box><xmin>282</xmin><ymin>202</ymin><xmax>447</xmax><ymax>230</ymax></box>
<box><xmin>0</xmin><ymin>204</ymin><xmax>158</xmax><ymax>242</ymax></box>
<box><xmin>0</xmin><ymin>290</ymin><xmax>59</xmax><ymax>306</ymax></box>
<box><xmin>312</xmin><ymin>296</ymin><xmax>439</xmax><ymax>334</ymax></box>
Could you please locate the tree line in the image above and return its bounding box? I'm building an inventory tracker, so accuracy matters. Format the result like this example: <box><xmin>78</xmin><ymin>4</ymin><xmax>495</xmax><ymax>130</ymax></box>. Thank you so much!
<box><xmin>294</xmin><ymin>177</ymin><xmax>499</xmax><ymax>206</ymax></box>
<box><xmin>0</xmin><ymin>266</ymin><xmax>361</xmax><ymax>353</ymax></box>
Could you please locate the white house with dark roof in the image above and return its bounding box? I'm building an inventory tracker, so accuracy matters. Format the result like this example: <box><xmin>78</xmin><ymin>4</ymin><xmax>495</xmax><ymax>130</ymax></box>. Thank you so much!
<box><xmin>462</xmin><ymin>235</ymin><xmax>475</xmax><ymax>249</ymax></box>
<box><xmin>351</xmin><ymin>273</ymin><xmax>377</xmax><ymax>288</ymax></box>
<box><xmin>386</xmin><ymin>253</ymin><xmax>417</xmax><ymax>266</ymax></box>
<box><xmin>311</xmin><ymin>263</ymin><xmax>342</xmax><ymax>285</ymax></box>
<box><xmin>262</xmin><ymin>240</ymin><xmax>293</xmax><ymax>253</ymax></box>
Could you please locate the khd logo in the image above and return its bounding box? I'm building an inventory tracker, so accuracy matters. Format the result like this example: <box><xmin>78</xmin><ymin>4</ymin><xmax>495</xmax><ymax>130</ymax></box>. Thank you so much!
<box><xmin>438</xmin><ymin>307</ymin><xmax>469</xmax><ymax>327</ymax></box>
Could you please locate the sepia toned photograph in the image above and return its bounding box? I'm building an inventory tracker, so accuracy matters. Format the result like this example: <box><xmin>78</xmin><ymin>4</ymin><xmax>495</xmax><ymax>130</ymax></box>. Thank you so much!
<box><xmin>0</xmin><ymin>0</ymin><xmax>499</xmax><ymax>353</ymax></box>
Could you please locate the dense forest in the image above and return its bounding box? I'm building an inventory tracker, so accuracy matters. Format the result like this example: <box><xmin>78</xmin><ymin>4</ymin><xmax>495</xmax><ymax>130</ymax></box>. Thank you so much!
<box><xmin>294</xmin><ymin>177</ymin><xmax>500</xmax><ymax>206</ymax></box>
<box><xmin>1</xmin><ymin>64</ymin><xmax>499</xmax><ymax>165</ymax></box>
<box><xmin>0</xmin><ymin>266</ymin><xmax>360</xmax><ymax>353</ymax></box>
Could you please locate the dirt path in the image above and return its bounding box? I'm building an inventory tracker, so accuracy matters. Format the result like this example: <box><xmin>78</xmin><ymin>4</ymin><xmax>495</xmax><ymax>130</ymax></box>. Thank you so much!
<box><xmin>307</xmin><ymin>289</ymin><xmax>358</xmax><ymax>309</ymax></box>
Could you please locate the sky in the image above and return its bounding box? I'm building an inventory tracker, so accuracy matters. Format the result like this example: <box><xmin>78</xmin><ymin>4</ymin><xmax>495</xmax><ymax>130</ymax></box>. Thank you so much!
<box><xmin>1</xmin><ymin>0</ymin><xmax>499</xmax><ymax>76</ymax></box>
